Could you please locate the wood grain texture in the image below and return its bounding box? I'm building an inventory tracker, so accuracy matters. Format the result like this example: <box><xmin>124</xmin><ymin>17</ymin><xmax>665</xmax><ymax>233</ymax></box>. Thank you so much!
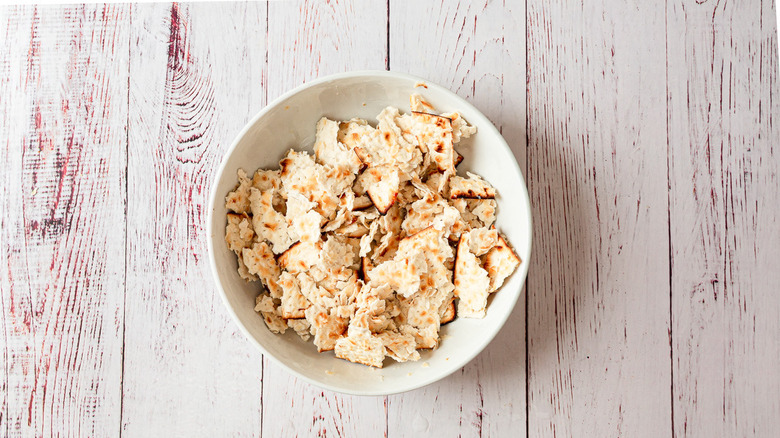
<box><xmin>0</xmin><ymin>5</ymin><xmax>129</xmax><ymax>436</ymax></box>
<box><xmin>526</xmin><ymin>0</ymin><xmax>672</xmax><ymax>436</ymax></box>
<box><xmin>266</xmin><ymin>0</ymin><xmax>389</xmax><ymax>101</ymax></box>
<box><xmin>667</xmin><ymin>1</ymin><xmax>780</xmax><ymax>436</ymax></box>
<box><xmin>388</xmin><ymin>1</ymin><xmax>527</xmax><ymax>436</ymax></box>
<box><xmin>260</xmin><ymin>2</ymin><xmax>389</xmax><ymax>436</ymax></box>
<box><xmin>122</xmin><ymin>3</ymin><xmax>266</xmax><ymax>436</ymax></box>
<box><xmin>2</xmin><ymin>1</ymin><xmax>780</xmax><ymax>436</ymax></box>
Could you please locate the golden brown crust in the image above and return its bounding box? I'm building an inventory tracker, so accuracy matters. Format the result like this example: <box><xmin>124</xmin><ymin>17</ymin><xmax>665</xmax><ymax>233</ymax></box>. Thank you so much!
<box><xmin>440</xmin><ymin>298</ymin><xmax>456</xmax><ymax>325</ymax></box>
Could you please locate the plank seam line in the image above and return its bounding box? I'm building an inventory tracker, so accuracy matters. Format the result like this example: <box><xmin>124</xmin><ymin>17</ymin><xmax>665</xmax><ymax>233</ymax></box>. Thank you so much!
<box><xmin>524</xmin><ymin>0</ymin><xmax>530</xmax><ymax>435</ymax></box>
<box><xmin>664</xmin><ymin>0</ymin><xmax>675</xmax><ymax>436</ymax></box>
<box><xmin>119</xmin><ymin>4</ymin><xmax>132</xmax><ymax>437</ymax></box>
<box><xmin>385</xmin><ymin>0</ymin><xmax>390</xmax><ymax>71</ymax></box>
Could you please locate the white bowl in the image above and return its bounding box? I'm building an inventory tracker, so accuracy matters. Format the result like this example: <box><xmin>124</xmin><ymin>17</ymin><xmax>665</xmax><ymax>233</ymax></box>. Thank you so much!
<box><xmin>207</xmin><ymin>71</ymin><xmax>532</xmax><ymax>396</ymax></box>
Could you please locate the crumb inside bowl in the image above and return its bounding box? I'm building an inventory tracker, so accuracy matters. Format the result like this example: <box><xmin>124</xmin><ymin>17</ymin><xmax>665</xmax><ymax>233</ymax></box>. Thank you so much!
<box><xmin>207</xmin><ymin>71</ymin><xmax>531</xmax><ymax>395</ymax></box>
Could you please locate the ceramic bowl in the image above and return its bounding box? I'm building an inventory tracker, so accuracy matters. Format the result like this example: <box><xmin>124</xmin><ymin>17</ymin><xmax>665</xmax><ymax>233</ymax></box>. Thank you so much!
<box><xmin>207</xmin><ymin>70</ymin><xmax>531</xmax><ymax>395</ymax></box>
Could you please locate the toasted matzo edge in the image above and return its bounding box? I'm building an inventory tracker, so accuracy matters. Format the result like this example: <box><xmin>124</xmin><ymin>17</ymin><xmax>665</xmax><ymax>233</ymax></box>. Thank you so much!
<box><xmin>484</xmin><ymin>234</ymin><xmax>522</xmax><ymax>292</ymax></box>
<box><xmin>360</xmin><ymin>256</ymin><xmax>374</xmax><ymax>282</ymax></box>
<box><xmin>411</xmin><ymin>111</ymin><xmax>455</xmax><ymax>175</ymax></box>
<box><xmin>363</xmin><ymin>165</ymin><xmax>400</xmax><ymax>214</ymax></box>
<box><xmin>449</xmin><ymin>172</ymin><xmax>497</xmax><ymax>199</ymax></box>
<box><xmin>352</xmin><ymin>195</ymin><xmax>373</xmax><ymax>210</ymax></box>
<box><xmin>440</xmin><ymin>297</ymin><xmax>456</xmax><ymax>325</ymax></box>
<box><xmin>398</xmin><ymin>225</ymin><xmax>438</xmax><ymax>253</ymax></box>
<box><xmin>278</xmin><ymin>241</ymin><xmax>322</xmax><ymax>273</ymax></box>
<box><xmin>449</xmin><ymin>198</ymin><xmax>481</xmax><ymax>229</ymax></box>
<box><xmin>454</xmin><ymin>150</ymin><xmax>464</xmax><ymax>167</ymax></box>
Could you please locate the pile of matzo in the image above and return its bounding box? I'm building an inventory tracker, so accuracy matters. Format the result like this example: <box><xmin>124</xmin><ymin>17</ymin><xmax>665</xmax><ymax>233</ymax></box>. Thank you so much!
<box><xmin>225</xmin><ymin>94</ymin><xmax>520</xmax><ymax>368</ymax></box>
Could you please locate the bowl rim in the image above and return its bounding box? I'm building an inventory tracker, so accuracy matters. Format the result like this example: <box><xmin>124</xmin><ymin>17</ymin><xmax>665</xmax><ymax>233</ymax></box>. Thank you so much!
<box><xmin>206</xmin><ymin>69</ymin><xmax>533</xmax><ymax>396</ymax></box>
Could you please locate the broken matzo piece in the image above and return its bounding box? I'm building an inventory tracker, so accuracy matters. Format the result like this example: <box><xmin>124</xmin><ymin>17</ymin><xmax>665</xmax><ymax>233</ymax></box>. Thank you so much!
<box><xmin>254</xmin><ymin>294</ymin><xmax>288</xmax><ymax>334</ymax></box>
<box><xmin>278</xmin><ymin>241</ymin><xmax>322</xmax><ymax>273</ymax></box>
<box><xmin>484</xmin><ymin>234</ymin><xmax>521</xmax><ymax>292</ymax></box>
<box><xmin>338</xmin><ymin>118</ymin><xmax>377</xmax><ymax>151</ymax></box>
<box><xmin>251</xmin><ymin>168</ymin><xmax>282</xmax><ymax>192</ymax></box>
<box><xmin>278</xmin><ymin>271</ymin><xmax>311</xmax><ymax>319</ymax></box>
<box><xmin>225</xmin><ymin>169</ymin><xmax>252</xmax><ymax>214</ymax></box>
<box><xmin>368</xmin><ymin>248</ymin><xmax>427</xmax><ymax>298</ymax></box>
<box><xmin>378</xmin><ymin>331</ymin><xmax>420</xmax><ymax>362</ymax></box>
<box><xmin>334</xmin><ymin>330</ymin><xmax>386</xmax><ymax>368</ymax></box>
<box><xmin>412</xmin><ymin>111</ymin><xmax>456</xmax><ymax>176</ymax></box>
<box><xmin>305</xmin><ymin>305</ymin><xmax>348</xmax><ymax>352</ymax></box>
<box><xmin>321</xmin><ymin>235</ymin><xmax>357</xmax><ymax>272</ymax></box>
<box><xmin>441</xmin><ymin>111</ymin><xmax>477</xmax><ymax>143</ymax></box>
<box><xmin>399</xmin><ymin>322</ymin><xmax>440</xmax><ymax>350</ymax></box>
<box><xmin>376</xmin><ymin>107</ymin><xmax>423</xmax><ymax>176</ymax></box>
<box><xmin>226</xmin><ymin>213</ymin><xmax>254</xmax><ymax>254</ymax></box>
<box><xmin>440</xmin><ymin>297</ymin><xmax>456</xmax><ymax>324</ymax></box>
<box><xmin>249</xmin><ymin>187</ymin><xmax>294</xmax><ymax>253</ymax></box>
<box><xmin>314</xmin><ymin>117</ymin><xmax>362</xmax><ymax>173</ymax></box>
<box><xmin>453</xmin><ymin>233</ymin><xmax>491</xmax><ymax>318</ymax></box>
<box><xmin>237</xmin><ymin>255</ymin><xmax>258</xmax><ymax>282</ymax></box>
<box><xmin>409</xmin><ymin>93</ymin><xmax>435</xmax><ymax>113</ymax></box>
<box><xmin>471</xmin><ymin>199</ymin><xmax>497</xmax><ymax>227</ymax></box>
<box><xmin>449</xmin><ymin>172</ymin><xmax>496</xmax><ymax>199</ymax></box>
<box><xmin>361</xmin><ymin>164</ymin><xmax>400</xmax><ymax>214</ymax></box>
<box><xmin>353</xmin><ymin>194</ymin><xmax>373</xmax><ymax>210</ymax></box>
<box><xmin>466</xmin><ymin>227</ymin><xmax>499</xmax><ymax>256</ymax></box>
<box><xmin>242</xmin><ymin>241</ymin><xmax>281</xmax><ymax>286</ymax></box>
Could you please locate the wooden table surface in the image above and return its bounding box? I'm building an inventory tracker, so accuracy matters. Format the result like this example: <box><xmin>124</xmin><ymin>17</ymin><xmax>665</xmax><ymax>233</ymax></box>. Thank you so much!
<box><xmin>1</xmin><ymin>1</ymin><xmax>778</xmax><ymax>436</ymax></box>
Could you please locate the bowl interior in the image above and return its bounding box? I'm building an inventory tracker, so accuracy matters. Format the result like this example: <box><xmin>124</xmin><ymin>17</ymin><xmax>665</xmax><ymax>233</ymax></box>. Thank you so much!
<box><xmin>208</xmin><ymin>72</ymin><xmax>531</xmax><ymax>395</ymax></box>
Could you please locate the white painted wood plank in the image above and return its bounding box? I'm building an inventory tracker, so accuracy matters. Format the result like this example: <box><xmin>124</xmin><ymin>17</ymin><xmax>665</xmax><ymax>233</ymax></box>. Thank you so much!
<box><xmin>266</xmin><ymin>0</ymin><xmax>389</xmax><ymax>102</ymax></box>
<box><xmin>387</xmin><ymin>1</ymin><xmax>527</xmax><ymax>436</ymax></box>
<box><xmin>0</xmin><ymin>5</ymin><xmax>129</xmax><ymax>436</ymax></box>
<box><xmin>526</xmin><ymin>0</ymin><xmax>671</xmax><ymax>436</ymax></box>
<box><xmin>667</xmin><ymin>1</ymin><xmax>780</xmax><ymax>436</ymax></box>
<box><xmin>260</xmin><ymin>1</ymin><xmax>388</xmax><ymax>436</ymax></box>
<box><xmin>122</xmin><ymin>3</ymin><xmax>266</xmax><ymax>436</ymax></box>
